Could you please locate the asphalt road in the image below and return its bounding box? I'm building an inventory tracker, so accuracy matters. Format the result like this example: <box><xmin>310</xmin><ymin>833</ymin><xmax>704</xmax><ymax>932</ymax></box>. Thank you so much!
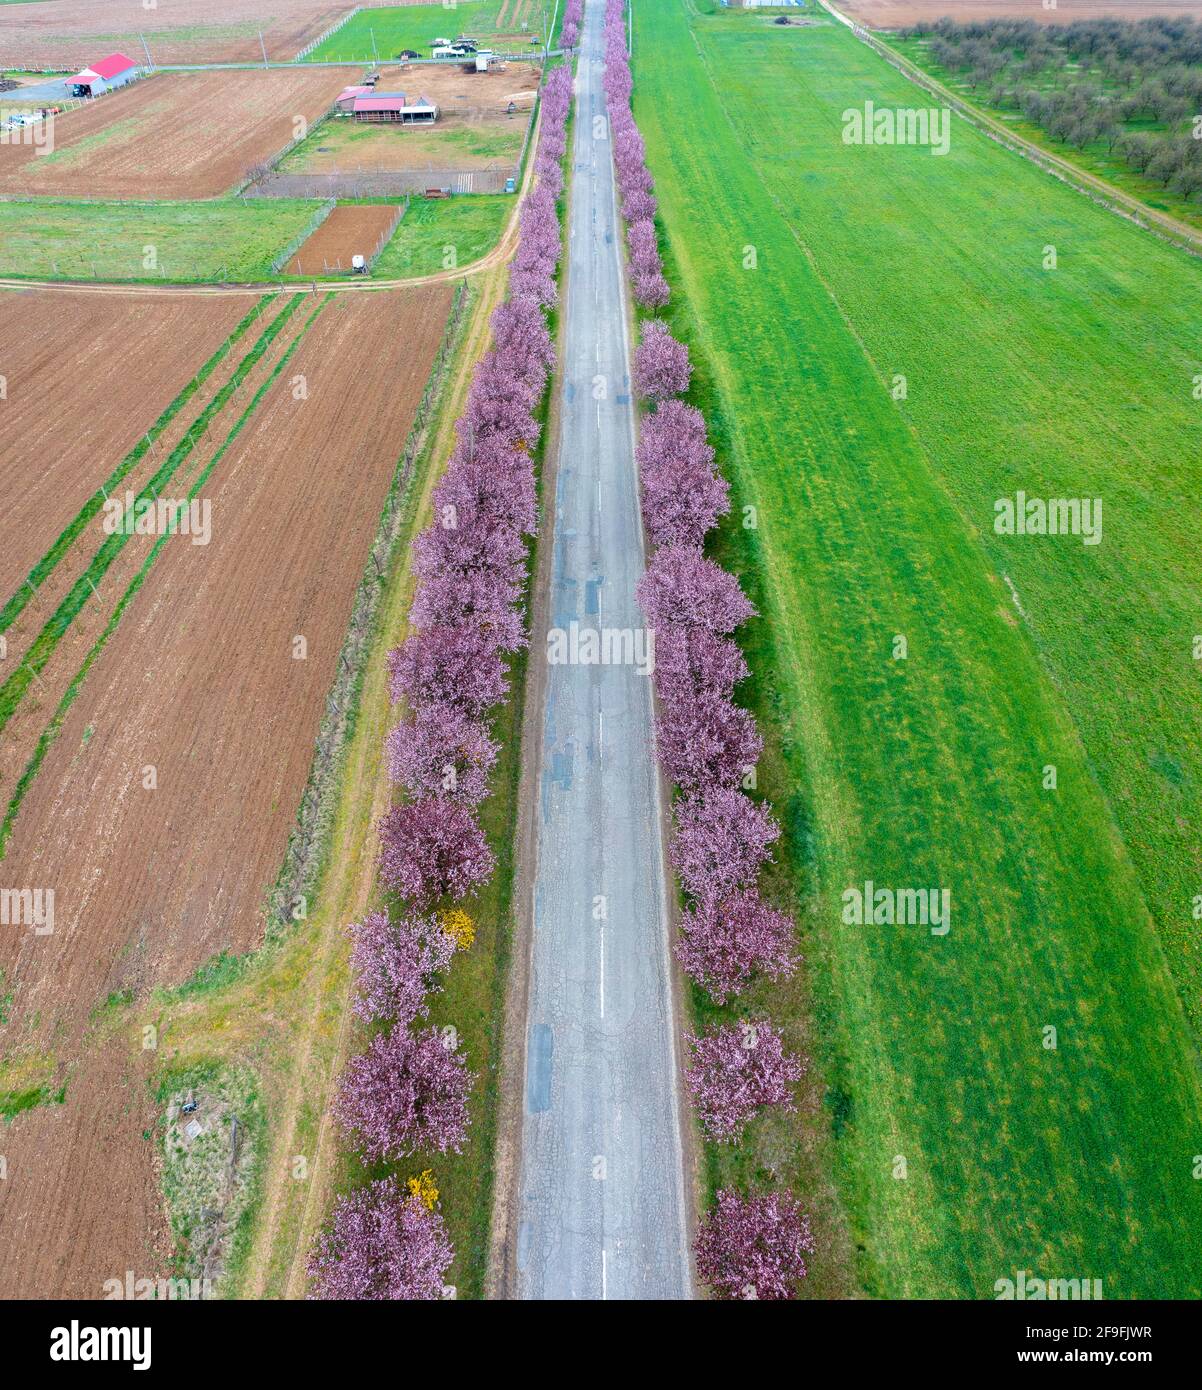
<box><xmin>3</xmin><ymin>76</ymin><xmax>75</xmax><ymax>103</ymax></box>
<box><xmin>513</xmin><ymin>0</ymin><xmax>691</xmax><ymax>1301</ymax></box>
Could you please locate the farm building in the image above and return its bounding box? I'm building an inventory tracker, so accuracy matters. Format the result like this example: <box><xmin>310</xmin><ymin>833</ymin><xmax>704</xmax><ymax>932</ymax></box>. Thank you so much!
<box><xmin>336</xmin><ymin>85</ymin><xmax>374</xmax><ymax>112</ymax></box>
<box><xmin>351</xmin><ymin>93</ymin><xmax>439</xmax><ymax>124</ymax></box>
<box><xmin>70</xmin><ymin>53</ymin><xmax>139</xmax><ymax>97</ymax></box>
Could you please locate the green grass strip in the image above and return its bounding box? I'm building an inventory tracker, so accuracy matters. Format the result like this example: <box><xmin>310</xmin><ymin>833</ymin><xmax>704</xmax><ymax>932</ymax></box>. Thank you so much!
<box><xmin>0</xmin><ymin>295</ymin><xmax>307</xmax><ymax>737</ymax></box>
<box><xmin>0</xmin><ymin>295</ymin><xmax>330</xmax><ymax>861</ymax></box>
<box><xmin>0</xmin><ymin>297</ymin><xmax>271</xmax><ymax>637</ymax></box>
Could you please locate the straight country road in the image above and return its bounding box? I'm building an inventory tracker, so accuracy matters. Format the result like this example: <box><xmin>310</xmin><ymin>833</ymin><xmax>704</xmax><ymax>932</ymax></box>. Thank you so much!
<box><xmin>511</xmin><ymin>0</ymin><xmax>692</xmax><ymax>1301</ymax></box>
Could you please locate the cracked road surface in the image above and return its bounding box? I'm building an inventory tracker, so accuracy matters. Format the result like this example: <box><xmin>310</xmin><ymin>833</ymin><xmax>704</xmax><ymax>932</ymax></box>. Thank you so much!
<box><xmin>512</xmin><ymin>0</ymin><xmax>691</xmax><ymax>1302</ymax></box>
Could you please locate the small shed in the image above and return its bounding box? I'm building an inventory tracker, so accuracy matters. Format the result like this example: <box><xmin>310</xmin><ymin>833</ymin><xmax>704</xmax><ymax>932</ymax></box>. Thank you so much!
<box><xmin>336</xmin><ymin>84</ymin><xmax>373</xmax><ymax>112</ymax></box>
<box><xmin>352</xmin><ymin>92</ymin><xmax>438</xmax><ymax>124</ymax></box>
<box><xmin>71</xmin><ymin>53</ymin><xmax>138</xmax><ymax>97</ymax></box>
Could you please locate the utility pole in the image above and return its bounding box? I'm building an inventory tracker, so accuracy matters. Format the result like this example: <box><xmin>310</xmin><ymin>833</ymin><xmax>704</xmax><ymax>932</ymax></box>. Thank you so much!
<box><xmin>371</xmin><ymin>28</ymin><xmax>379</xmax><ymax>64</ymax></box>
<box><xmin>259</xmin><ymin>30</ymin><xmax>269</xmax><ymax>68</ymax></box>
<box><xmin>139</xmin><ymin>33</ymin><xmax>153</xmax><ymax>70</ymax></box>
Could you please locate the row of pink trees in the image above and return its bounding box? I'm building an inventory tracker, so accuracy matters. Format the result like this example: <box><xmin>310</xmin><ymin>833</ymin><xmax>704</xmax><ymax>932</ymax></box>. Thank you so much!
<box><xmin>309</xmin><ymin>63</ymin><xmax>576</xmax><ymax>1301</ymax></box>
<box><xmin>561</xmin><ymin>0</ymin><xmax>584</xmax><ymax>51</ymax></box>
<box><xmin>605</xmin><ymin>0</ymin><xmax>812</xmax><ymax>1301</ymax></box>
<box><xmin>603</xmin><ymin>0</ymin><xmax>669</xmax><ymax>307</ymax></box>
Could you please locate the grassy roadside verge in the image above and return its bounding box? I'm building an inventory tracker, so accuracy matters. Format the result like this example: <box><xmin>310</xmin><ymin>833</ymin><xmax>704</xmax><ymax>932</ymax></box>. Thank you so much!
<box><xmin>133</xmin><ymin>273</ymin><xmax>509</xmax><ymax>1298</ymax></box>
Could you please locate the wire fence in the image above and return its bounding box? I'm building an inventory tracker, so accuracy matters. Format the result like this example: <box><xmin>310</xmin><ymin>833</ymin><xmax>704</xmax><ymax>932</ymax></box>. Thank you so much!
<box><xmin>296</xmin><ymin>6</ymin><xmax>362</xmax><ymax>61</ymax></box>
<box><xmin>245</xmin><ymin>167</ymin><xmax>514</xmax><ymax>197</ymax></box>
<box><xmin>270</xmin><ymin>197</ymin><xmax>336</xmax><ymax>273</ymax></box>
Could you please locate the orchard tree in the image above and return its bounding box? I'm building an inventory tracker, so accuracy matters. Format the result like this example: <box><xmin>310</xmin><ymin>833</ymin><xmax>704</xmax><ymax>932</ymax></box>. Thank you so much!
<box><xmin>334</xmin><ymin>1024</ymin><xmax>473</xmax><ymax>1163</ymax></box>
<box><xmin>387</xmin><ymin>625</ymin><xmax>510</xmax><ymax>720</ymax></box>
<box><xmin>636</xmin><ymin>545</ymin><xmax>756</xmax><ymax>635</ymax></box>
<box><xmin>387</xmin><ymin>702</ymin><xmax>499</xmax><ymax>805</ymax></box>
<box><xmin>670</xmin><ymin>786</ymin><xmax>779</xmax><ymax>903</ymax></box>
<box><xmin>685</xmin><ymin>1019</ymin><xmax>804</xmax><ymax>1142</ymax></box>
<box><xmin>676</xmin><ymin>887</ymin><xmax>798</xmax><ymax>1003</ymax></box>
<box><xmin>633</xmin><ymin>319</ymin><xmax>692</xmax><ymax>401</ymax></box>
<box><xmin>308</xmin><ymin>1178</ymin><xmax>453</xmax><ymax>1301</ymax></box>
<box><xmin>348</xmin><ymin>910</ymin><xmax>456</xmax><ymax>1026</ymax></box>
<box><xmin>378</xmin><ymin>796</ymin><xmax>495</xmax><ymax>905</ymax></box>
<box><xmin>653</xmin><ymin>626</ymin><xmax>748</xmax><ymax>707</ymax></box>
<box><xmin>695</xmin><ymin>1189</ymin><xmax>815</xmax><ymax>1300</ymax></box>
<box><xmin>655</xmin><ymin>691</ymin><xmax>762</xmax><ymax>792</ymax></box>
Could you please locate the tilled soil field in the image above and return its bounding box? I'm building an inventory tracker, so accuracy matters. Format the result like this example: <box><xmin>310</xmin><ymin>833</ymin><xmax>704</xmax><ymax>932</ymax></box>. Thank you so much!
<box><xmin>0</xmin><ymin>289</ymin><xmax>251</xmax><ymax>603</ymax></box>
<box><xmin>0</xmin><ymin>0</ymin><xmax>356</xmax><ymax>67</ymax></box>
<box><xmin>288</xmin><ymin>202</ymin><xmax>401</xmax><ymax>273</ymax></box>
<box><xmin>0</xmin><ymin>68</ymin><xmax>352</xmax><ymax>199</ymax></box>
<box><xmin>839</xmin><ymin>0</ymin><xmax>1202</xmax><ymax>26</ymax></box>
<box><xmin>0</xmin><ymin>283</ymin><xmax>452</xmax><ymax>1298</ymax></box>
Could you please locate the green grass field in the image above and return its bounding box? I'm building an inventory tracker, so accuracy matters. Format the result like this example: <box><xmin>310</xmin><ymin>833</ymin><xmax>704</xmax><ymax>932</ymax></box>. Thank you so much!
<box><xmin>0</xmin><ymin>198</ymin><xmax>320</xmax><ymax>281</ymax></box>
<box><xmin>635</xmin><ymin>1</ymin><xmax>1202</xmax><ymax>1297</ymax></box>
<box><xmin>306</xmin><ymin>2</ymin><xmax>550</xmax><ymax>64</ymax></box>
<box><xmin>369</xmin><ymin>194</ymin><xmax>509</xmax><ymax>278</ymax></box>
<box><xmin>885</xmin><ymin>33</ymin><xmax>1202</xmax><ymax>234</ymax></box>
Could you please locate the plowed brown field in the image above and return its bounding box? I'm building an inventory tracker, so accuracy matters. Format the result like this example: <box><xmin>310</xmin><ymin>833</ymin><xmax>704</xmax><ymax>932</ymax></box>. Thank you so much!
<box><xmin>0</xmin><ymin>68</ymin><xmax>351</xmax><ymax>199</ymax></box>
<box><xmin>0</xmin><ymin>284</ymin><xmax>452</xmax><ymax>1298</ymax></box>
<box><xmin>0</xmin><ymin>0</ymin><xmax>355</xmax><ymax>66</ymax></box>
<box><xmin>288</xmin><ymin>202</ymin><xmax>400</xmax><ymax>273</ymax></box>
<box><xmin>839</xmin><ymin>0</ymin><xmax>1202</xmax><ymax>26</ymax></box>
<box><xmin>0</xmin><ymin>289</ymin><xmax>250</xmax><ymax>604</ymax></box>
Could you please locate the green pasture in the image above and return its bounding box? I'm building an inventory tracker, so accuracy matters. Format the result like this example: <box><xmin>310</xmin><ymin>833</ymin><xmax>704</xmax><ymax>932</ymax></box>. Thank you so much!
<box><xmin>886</xmin><ymin>33</ymin><xmax>1202</xmax><ymax>233</ymax></box>
<box><xmin>0</xmin><ymin>198</ymin><xmax>320</xmax><ymax>282</ymax></box>
<box><xmin>368</xmin><ymin>194</ymin><xmax>509</xmax><ymax>278</ymax></box>
<box><xmin>305</xmin><ymin>2</ymin><xmax>550</xmax><ymax>64</ymax></box>
<box><xmin>635</xmin><ymin>0</ymin><xmax>1202</xmax><ymax>1298</ymax></box>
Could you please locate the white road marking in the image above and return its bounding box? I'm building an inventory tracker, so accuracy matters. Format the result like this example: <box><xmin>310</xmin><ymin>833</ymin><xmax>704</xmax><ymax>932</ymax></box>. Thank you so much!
<box><xmin>599</xmin><ymin>918</ymin><xmax>605</xmax><ymax>1018</ymax></box>
<box><xmin>601</xmin><ymin>1247</ymin><xmax>608</xmax><ymax>1300</ymax></box>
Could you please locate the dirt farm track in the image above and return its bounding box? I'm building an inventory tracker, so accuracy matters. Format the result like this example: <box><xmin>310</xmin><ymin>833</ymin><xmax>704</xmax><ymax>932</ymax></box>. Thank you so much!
<box><xmin>0</xmin><ymin>282</ymin><xmax>452</xmax><ymax>1298</ymax></box>
<box><xmin>0</xmin><ymin>68</ymin><xmax>351</xmax><ymax>200</ymax></box>
<box><xmin>838</xmin><ymin>0</ymin><xmax>1202</xmax><ymax>25</ymax></box>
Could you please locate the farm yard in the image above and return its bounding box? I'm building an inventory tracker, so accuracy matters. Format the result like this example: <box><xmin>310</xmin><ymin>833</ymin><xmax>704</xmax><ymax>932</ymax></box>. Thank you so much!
<box><xmin>0</xmin><ymin>67</ymin><xmax>352</xmax><ymax>199</ymax></box>
<box><xmin>278</xmin><ymin>61</ymin><xmax>537</xmax><ymax>180</ymax></box>
<box><xmin>0</xmin><ymin>0</ymin><xmax>356</xmax><ymax>66</ymax></box>
<box><xmin>633</xmin><ymin>0</ymin><xmax>1202</xmax><ymax>1297</ymax></box>
<box><xmin>0</xmin><ymin>283</ymin><xmax>453</xmax><ymax>1297</ymax></box>
<box><xmin>287</xmin><ymin>200</ymin><xmax>401</xmax><ymax>272</ymax></box>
